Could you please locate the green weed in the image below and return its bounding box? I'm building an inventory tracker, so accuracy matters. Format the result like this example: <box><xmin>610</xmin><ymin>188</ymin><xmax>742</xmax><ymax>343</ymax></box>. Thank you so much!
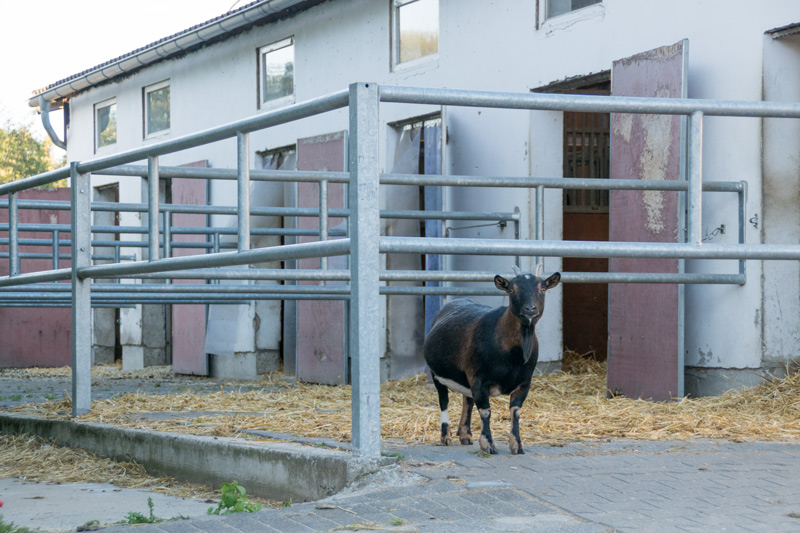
<box><xmin>207</xmin><ymin>481</ymin><xmax>263</xmax><ymax>515</ymax></box>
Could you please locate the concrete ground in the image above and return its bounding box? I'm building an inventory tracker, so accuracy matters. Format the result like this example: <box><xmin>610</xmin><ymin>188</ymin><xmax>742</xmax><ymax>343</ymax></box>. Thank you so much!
<box><xmin>1</xmin><ymin>373</ymin><xmax>800</xmax><ymax>532</ymax></box>
<box><xmin>2</xmin><ymin>438</ymin><xmax>800</xmax><ymax>532</ymax></box>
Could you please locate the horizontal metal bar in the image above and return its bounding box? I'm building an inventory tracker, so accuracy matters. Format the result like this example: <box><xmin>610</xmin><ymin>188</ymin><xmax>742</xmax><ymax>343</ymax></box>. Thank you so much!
<box><xmin>0</xmin><ymin>294</ymin><xmax>347</xmax><ymax>304</ymax></box>
<box><xmin>75</xmin><ymin>90</ymin><xmax>350</xmax><ymax>175</ymax></box>
<box><xmin>77</xmin><ymin>238</ymin><xmax>351</xmax><ymax>279</ymax></box>
<box><xmin>0</xmin><ymin>167</ymin><xmax>70</xmax><ymax>196</ymax></box>
<box><xmin>102</xmin><ymin>165</ymin><xmax>350</xmax><ymax>184</ymax></box>
<box><xmin>129</xmin><ymin>268</ymin><xmax>352</xmax><ymax>281</ymax></box>
<box><xmin>381</xmin><ymin>236</ymin><xmax>800</xmax><ymax>260</ymax></box>
<box><xmin>381</xmin><ymin>173</ymin><xmax>744</xmax><ymax>192</ymax></box>
<box><xmin>379</xmin><ymin>85</ymin><xmax>800</xmax><ymax>118</ymax></box>
<box><xmin>0</xmin><ymin>268</ymin><xmax>72</xmax><ymax>288</ymax></box>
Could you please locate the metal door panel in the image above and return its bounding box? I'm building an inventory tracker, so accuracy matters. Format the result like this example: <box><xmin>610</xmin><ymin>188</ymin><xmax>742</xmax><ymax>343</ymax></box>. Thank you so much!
<box><xmin>171</xmin><ymin>161</ymin><xmax>209</xmax><ymax>375</ymax></box>
<box><xmin>608</xmin><ymin>40</ymin><xmax>687</xmax><ymax>400</ymax></box>
<box><xmin>296</xmin><ymin>132</ymin><xmax>347</xmax><ymax>385</ymax></box>
<box><xmin>0</xmin><ymin>189</ymin><xmax>72</xmax><ymax>367</ymax></box>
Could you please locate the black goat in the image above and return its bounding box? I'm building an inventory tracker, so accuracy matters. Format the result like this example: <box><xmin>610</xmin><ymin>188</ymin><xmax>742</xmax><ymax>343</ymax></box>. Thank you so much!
<box><xmin>423</xmin><ymin>265</ymin><xmax>560</xmax><ymax>454</ymax></box>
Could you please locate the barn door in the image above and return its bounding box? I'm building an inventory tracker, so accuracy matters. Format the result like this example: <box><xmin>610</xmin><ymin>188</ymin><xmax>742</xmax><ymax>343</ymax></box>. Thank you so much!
<box><xmin>171</xmin><ymin>160</ymin><xmax>209</xmax><ymax>375</ymax></box>
<box><xmin>608</xmin><ymin>40</ymin><xmax>688</xmax><ymax>400</ymax></box>
<box><xmin>296</xmin><ymin>132</ymin><xmax>348</xmax><ymax>385</ymax></box>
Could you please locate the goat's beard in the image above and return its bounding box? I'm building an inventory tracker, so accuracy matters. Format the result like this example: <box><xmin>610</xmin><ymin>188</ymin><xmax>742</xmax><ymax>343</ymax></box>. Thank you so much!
<box><xmin>521</xmin><ymin>324</ymin><xmax>535</xmax><ymax>364</ymax></box>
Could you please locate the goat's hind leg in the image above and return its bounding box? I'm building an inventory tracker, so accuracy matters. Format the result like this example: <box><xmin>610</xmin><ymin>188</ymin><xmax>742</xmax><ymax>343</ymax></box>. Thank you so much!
<box><xmin>432</xmin><ymin>374</ymin><xmax>452</xmax><ymax>446</ymax></box>
<box><xmin>457</xmin><ymin>396</ymin><xmax>474</xmax><ymax>445</ymax></box>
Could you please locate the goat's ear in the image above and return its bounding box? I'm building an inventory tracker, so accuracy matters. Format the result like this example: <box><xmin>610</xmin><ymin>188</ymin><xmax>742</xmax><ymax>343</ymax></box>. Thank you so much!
<box><xmin>494</xmin><ymin>275</ymin><xmax>512</xmax><ymax>293</ymax></box>
<box><xmin>543</xmin><ymin>272</ymin><xmax>561</xmax><ymax>291</ymax></box>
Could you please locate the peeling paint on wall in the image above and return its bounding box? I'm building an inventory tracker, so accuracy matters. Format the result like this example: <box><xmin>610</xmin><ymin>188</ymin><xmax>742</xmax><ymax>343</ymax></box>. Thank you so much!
<box><xmin>612</xmin><ymin>113</ymin><xmax>633</xmax><ymax>143</ymax></box>
<box><xmin>637</xmin><ymin>88</ymin><xmax>673</xmax><ymax>235</ymax></box>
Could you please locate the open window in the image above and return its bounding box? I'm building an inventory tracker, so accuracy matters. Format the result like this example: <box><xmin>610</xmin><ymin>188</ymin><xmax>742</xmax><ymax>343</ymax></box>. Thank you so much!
<box><xmin>392</xmin><ymin>0</ymin><xmax>439</xmax><ymax>70</ymax></box>
<box><xmin>258</xmin><ymin>37</ymin><xmax>295</xmax><ymax>109</ymax></box>
<box><xmin>545</xmin><ymin>0</ymin><xmax>601</xmax><ymax>20</ymax></box>
<box><xmin>144</xmin><ymin>80</ymin><xmax>170</xmax><ymax>138</ymax></box>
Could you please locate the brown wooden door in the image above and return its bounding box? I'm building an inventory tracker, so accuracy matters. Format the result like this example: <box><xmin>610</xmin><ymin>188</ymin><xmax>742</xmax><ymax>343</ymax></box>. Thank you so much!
<box><xmin>608</xmin><ymin>40</ymin><xmax>687</xmax><ymax>400</ymax></box>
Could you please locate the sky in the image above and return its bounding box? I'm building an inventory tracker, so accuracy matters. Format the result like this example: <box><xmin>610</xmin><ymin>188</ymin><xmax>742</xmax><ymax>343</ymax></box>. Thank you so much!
<box><xmin>0</xmin><ymin>0</ymin><xmax>240</xmax><ymax>152</ymax></box>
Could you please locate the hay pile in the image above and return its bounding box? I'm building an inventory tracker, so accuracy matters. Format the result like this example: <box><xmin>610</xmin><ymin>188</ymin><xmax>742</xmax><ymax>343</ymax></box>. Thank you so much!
<box><xmin>11</xmin><ymin>353</ymin><xmax>800</xmax><ymax>446</ymax></box>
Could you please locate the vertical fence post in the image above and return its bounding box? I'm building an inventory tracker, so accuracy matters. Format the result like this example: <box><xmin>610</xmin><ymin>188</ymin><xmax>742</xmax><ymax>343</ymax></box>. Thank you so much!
<box><xmin>687</xmin><ymin>111</ymin><xmax>703</xmax><ymax>246</ymax></box>
<box><xmin>52</xmin><ymin>229</ymin><xmax>60</xmax><ymax>271</ymax></box>
<box><xmin>319</xmin><ymin>179</ymin><xmax>329</xmax><ymax>272</ymax></box>
<box><xmin>148</xmin><ymin>156</ymin><xmax>160</xmax><ymax>261</ymax></box>
<box><xmin>164</xmin><ymin>209</ymin><xmax>172</xmax><ymax>260</ymax></box>
<box><xmin>8</xmin><ymin>192</ymin><xmax>18</xmax><ymax>276</ymax></box>
<box><xmin>534</xmin><ymin>185</ymin><xmax>545</xmax><ymax>268</ymax></box>
<box><xmin>348</xmin><ymin>82</ymin><xmax>381</xmax><ymax>458</ymax></box>
<box><xmin>70</xmin><ymin>162</ymin><xmax>92</xmax><ymax>416</ymax></box>
<box><xmin>237</xmin><ymin>131</ymin><xmax>251</xmax><ymax>252</ymax></box>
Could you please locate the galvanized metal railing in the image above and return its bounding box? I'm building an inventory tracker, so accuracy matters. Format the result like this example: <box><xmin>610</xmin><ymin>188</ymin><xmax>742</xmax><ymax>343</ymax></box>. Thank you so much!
<box><xmin>3</xmin><ymin>83</ymin><xmax>800</xmax><ymax>458</ymax></box>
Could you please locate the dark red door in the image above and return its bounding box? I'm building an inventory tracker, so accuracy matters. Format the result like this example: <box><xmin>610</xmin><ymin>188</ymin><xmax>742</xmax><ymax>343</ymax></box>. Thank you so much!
<box><xmin>171</xmin><ymin>160</ymin><xmax>209</xmax><ymax>375</ymax></box>
<box><xmin>608</xmin><ymin>40</ymin><xmax>687</xmax><ymax>400</ymax></box>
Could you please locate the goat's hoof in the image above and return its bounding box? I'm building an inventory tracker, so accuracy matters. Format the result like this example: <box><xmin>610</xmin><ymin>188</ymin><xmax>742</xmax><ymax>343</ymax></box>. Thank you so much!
<box><xmin>508</xmin><ymin>433</ymin><xmax>524</xmax><ymax>455</ymax></box>
<box><xmin>440</xmin><ymin>435</ymin><xmax>452</xmax><ymax>446</ymax></box>
<box><xmin>479</xmin><ymin>435</ymin><xmax>498</xmax><ymax>455</ymax></box>
<box><xmin>460</xmin><ymin>436</ymin><xmax>473</xmax><ymax>445</ymax></box>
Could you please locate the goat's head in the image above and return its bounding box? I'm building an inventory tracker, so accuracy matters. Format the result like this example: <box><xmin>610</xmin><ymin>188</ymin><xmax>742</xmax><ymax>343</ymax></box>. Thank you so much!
<box><xmin>494</xmin><ymin>264</ymin><xmax>561</xmax><ymax>327</ymax></box>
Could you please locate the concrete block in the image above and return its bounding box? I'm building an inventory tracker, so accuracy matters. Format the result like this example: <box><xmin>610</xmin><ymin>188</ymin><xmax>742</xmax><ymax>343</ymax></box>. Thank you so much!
<box><xmin>0</xmin><ymin>413</ymin><xmax>393</xmax><ymax>503</ymax></box>
<box><xmin>685</xmin><ymin>365</ymin><xmax>790</xmax><ymax>397</ymax></box>
<box><xmin>209</xmin><ymin>351</ymin><xmax>280</xmax><ymax>379</ymax></box>
<box><xmin>123</xmin><ymin>345</ymin><xmax>145</xmax><ymax>370</ymax></box>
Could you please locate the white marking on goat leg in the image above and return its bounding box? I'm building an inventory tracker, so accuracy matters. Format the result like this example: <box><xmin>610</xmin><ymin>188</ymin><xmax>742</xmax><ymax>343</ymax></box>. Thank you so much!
<box><xmin>441</xmin><ymin>409</ymin><xmax>450</xmax><ymax>425</ymax></box>
<box><xmin>510</xmin><ymin>406</ymin><xmax>521</xmax><ymax>420</ymax></box>
<box><xmin>479</xmin><ymin>408</ymin><xmax>491</xmax><ymax>419</ymax></box>
<box><xmin>434</xmin><ymin>376</ymin><xmax>473</xmax><ymax>398</ymax></box>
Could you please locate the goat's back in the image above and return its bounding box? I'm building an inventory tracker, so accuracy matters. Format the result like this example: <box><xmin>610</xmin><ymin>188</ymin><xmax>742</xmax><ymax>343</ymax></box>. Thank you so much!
<box><xmin>423</xmin><ymin>298</ymin><xmax>492</xmax><ymax>380</ymax></box>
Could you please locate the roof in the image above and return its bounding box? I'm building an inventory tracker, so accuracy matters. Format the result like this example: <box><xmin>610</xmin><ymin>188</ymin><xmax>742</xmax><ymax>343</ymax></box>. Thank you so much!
<box><xmin>29</xmin><ymin>0</ymin><xmax>325</xmax><ymax>109</ymax></box>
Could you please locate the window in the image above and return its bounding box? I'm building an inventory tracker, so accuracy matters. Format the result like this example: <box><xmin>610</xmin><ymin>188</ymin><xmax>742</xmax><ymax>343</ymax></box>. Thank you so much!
<box><xmin>546</xmin><ymin>0</ymin><xmax>602</xmax><ymax>19</ymax></box>
<box><xmin>393</xmin><ymin>0</ymin><xmax>439</xmax><ymax>68</ymax></box>
<box><xmin>144</xmin><ymin>80</ymin><xmax>170</xmax><ymax>137</ymax></box>
<box><xmin>95</xmin><ymin>98</ymin><xmax>117</xmax><ymax>150</ymax></box>
<box><xmin>259</xmin><ymin>37</ymin><xmax>295</xmax><ymax>108</ymax></box>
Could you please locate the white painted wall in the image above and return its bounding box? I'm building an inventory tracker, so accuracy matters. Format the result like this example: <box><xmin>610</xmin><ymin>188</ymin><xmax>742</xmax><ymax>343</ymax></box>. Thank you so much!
<box><xmin>762</xmin><ymin>31</ymin><xmax>800</xmax><ymax>366</ymax></box>
<box><xmin>63</xmin><ymin>0</ymin><xmax>800</xmax><ymax>373</ymax></box>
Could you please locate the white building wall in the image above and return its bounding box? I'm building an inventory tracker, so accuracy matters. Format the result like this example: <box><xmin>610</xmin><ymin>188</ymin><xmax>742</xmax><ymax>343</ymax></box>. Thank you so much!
<box><xmin>63</xmin><ymin>0</ymin><xmax>800</xmax><ymax>378</ymax></box>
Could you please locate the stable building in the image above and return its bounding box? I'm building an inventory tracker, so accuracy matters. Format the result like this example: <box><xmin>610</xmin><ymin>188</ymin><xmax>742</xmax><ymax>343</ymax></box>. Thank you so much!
<box><xmin>17</xmin><ymin>0</ymin><xmax>800</xmax><ymax>398</ymax></box>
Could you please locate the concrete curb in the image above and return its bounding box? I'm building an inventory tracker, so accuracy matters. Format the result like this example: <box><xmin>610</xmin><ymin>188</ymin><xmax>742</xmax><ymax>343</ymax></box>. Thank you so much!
<box><xmin>0</xmin><ymin>413</ymin><xmax>394</xmax><ymax>502</ymax></box>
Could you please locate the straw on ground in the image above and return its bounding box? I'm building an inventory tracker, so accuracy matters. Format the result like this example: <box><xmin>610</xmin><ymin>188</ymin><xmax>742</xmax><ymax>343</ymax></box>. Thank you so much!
<box><xmin>8</xmin><ymin>353</ymin><xmax>800</xmax><ymax>446</ymax></box>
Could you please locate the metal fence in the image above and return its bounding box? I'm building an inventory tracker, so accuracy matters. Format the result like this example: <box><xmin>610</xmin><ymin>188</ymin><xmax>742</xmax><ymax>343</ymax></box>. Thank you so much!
<box><xmin>3</xmin><ymin>83</ymin><xmax>800</xmax><ymax>457</ymax></box>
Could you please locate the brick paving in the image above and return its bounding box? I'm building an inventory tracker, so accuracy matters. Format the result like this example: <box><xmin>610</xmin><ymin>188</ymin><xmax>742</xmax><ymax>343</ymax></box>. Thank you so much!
<box><xmin>3</xmin><ymin>375</ymin><xmax>800</xmax><ymax>532</ymax></box>
<box><xmin>96</xmin><ymin>438</ymin><xmax>800</xmax><ymax>532</ymax></box>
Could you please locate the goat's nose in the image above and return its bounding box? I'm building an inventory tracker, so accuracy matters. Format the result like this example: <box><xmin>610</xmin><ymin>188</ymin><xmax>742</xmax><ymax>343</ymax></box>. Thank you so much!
<box><xmin>523</xmin><ymin>305</ymin><xmax>536</xmax><ymax>314</ymax></box>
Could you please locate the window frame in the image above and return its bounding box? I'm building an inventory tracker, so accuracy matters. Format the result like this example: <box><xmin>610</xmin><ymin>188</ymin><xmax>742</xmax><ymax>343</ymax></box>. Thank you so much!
<box><xmin>143</xmin><ymin>79</ymin><xmax>171</xmax><ymax>139</ymax></box>
<box><xmin>536</xmin><ymin>0</ymin><xmax>603</xmax><ymax>29</ymax></box>
<box><xmin>94</xmin><ymin>97</ymin><xmax>117</xmax><ymax>152</ymax></box>
<box><xmin>391</xmin><ymin>0</ymin><xmax>439</xmax><ymax>72</ymax></box>
<box><xmin>257</xmin><ymin>36</ymin><xmax>296</xmax><ymax>110</ymax></box>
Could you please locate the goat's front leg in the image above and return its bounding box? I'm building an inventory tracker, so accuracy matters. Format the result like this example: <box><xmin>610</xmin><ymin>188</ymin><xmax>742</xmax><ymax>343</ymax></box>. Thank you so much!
<box><xmin>472</xmin><ymin>381</ymin><xmax>497</xmax><ymax>454</ymax></box>
<box><xmin>508</xmin><ymin>383</ymin><xmax>530</xmax><ymax>455</ymax></box>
